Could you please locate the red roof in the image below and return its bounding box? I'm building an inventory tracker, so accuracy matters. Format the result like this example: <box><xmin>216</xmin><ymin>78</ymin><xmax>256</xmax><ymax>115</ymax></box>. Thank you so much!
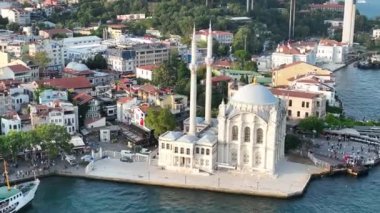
<box><xmin>42</xmin><ymin>77</ymin><xmax>92</xmax><ymax>90</ymax></box>
<box><xmin>212</xmin><ymin>75</ymin><xmax>232</xmax><ymax>83</ymax></box>
<box><xmin>8</xmin><ymin>64</ymin><xmax>30</xmax><ymax>73</ymax></box>
<box><xmin>73</xmin><ymin>93</ymin><xmax>93</xmax><ymax>105</ymax></box>
<box><xmin>319</xmin><ymin>39</ymin><xmax>346</xmax><ymax>46</ymax></box>
<box><xmin>271</xmin><ymin>89</ymin><xmax>320</xmax><ymax>99</ymax></box>
<box><xmin>310</xmin><ymin>3</ymin><xmax>344</xmax><ymax>10</ymax></box>
<box><xmin>117</xmin><ymin>97</ymin><xmax>133</xmax><ymax>104</ymax></box>
<box><xmin>137</xmin><ymin>65</ymin><xmax>160</xmax><ymax>71</ymax></box>
<box><xmin>139</xmin><ymin>103</ymin><xmax>150</xmax><ymax>113</ymax></box>
<box><xmin>139</xmin><ymin>84</ymin><xmax>159</xmax><ymax>94</ymax></box>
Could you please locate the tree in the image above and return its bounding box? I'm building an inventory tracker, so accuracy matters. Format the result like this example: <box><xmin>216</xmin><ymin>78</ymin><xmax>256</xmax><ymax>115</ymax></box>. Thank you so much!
<box><xmin>31</xmin><ymin>51</ymin><xmax>51</xmax><ymax>72</ymax></box>
<box><xmin>0</xmin><ymin>15</ymin><xmax>8</xmax><ymax>28</ymax></box>
<box><xmin>6</xmin><ymin>22</ymin><xmax>20</xmax><ymax>32</ymax></box>
<box><xmin>234</xmin><ymin>49</ymin><xmax>250</xmax><ymax>69</ymax></box>
<box><xmin>35</xmin><ymin>124</ymin><xmax>72</xmax><ymax>162</ymax></box>
<box><xmin>298</xmin><ymin>116</ymin><xmax>325</xmax><ymax>134</ymax></box>
<box><xmin>285</xmin><ymin>134</ymin><xmax>303</xmax><ymax>153</ymax></box>
<box><xmin>85</xmin><ymin>54</ymin><xmax>108</xmax><ymax>70</ymax></box>
<box><xmin>145</xmin><ymin>108</ymin><xmax>176</xmax><ymax>137</ymax></box>
<box><xmin>152</xmin><ymin>62</ymin><xmax>176</xmax><ymax>87</ymax></box>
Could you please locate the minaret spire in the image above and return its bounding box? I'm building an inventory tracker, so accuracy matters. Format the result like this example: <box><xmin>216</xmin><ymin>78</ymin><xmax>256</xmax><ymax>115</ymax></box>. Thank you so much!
<box><xmin>204</xmin><ymin>21</ymin><xmax>213</xmax><ymax>124</ymax></box>
<box><xmin>188</xmin><ymin>25</ymin><xmax>198</xmax><ymax>136</ymax></box>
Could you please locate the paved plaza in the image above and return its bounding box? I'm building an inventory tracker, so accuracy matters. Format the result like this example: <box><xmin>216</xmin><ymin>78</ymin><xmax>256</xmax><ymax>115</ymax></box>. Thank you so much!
<box><xmin>87</xmin><ymin>158</ymin><xmax>323</xmax><ymax>198</ymax></box>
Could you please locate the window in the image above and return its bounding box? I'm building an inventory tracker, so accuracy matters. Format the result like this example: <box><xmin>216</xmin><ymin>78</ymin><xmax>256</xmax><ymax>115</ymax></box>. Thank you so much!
<box><xmin>201</xmin><ymin>148</ymin><xmax>204</xmax><ymax>155</ymax></box>
<box><xmin>161</xmin><ymin>143</ymin><xmax>165</xmax><ymax>149</ymax></box>
<box><xmin>317</xmin><ymin>101</ymin><xmax>320</xmax><ymax>107</ymax></box>
<box><xmin>305</xmin><ymin>112</ymin><xmax>309</xmax><ymax>117</ymax></box>
<box><xmin>244</xmin><ymin>127</ymin><xmax>250</xmax><ymax>142</ymax></box>
<box><xmin>166</xmin><ymin>144</ymin><xmax>170</xmax><ymax>149</ymax></box>
<box><xmin>288</xmin><ymin>110</ymin><xmax>292</xmax><ymax>116</ymax></box>
<box><xmin>288</xmin><ymin>100</ymin><xmax>292</xmax><ymax>106</ymax></box>
<box><xmin>174</xmin><ymin>147</ymin><xmax>178</xmax><ymax>153</ymax></box>
<box><xmin>255</xmin><ymin>153</ymin><xmax>262</xmax><ymax>166</ymax></box>
<box><xmin>316</xmin><ymin>111</ymin><xmax>320</xmax><ymax>117</ymax></box>
<box><xmin>297</xmin><ymin>111</ymin><xmax>300</xmax><ymax>117</ymax></box>
<box><xmin>232</xmin><ymin>125</ymin><xmax>238</xmax><ymax>141</ymax></box>
<box><xmin>186</xmin><ymin>148</ymin><xmax>190</xmax><ymax>155</ymax></box>
<box><xmin>306</xmin><ymin>102</ymin><xmax>309</xmax><ymax>108</ymax></box>
<box><xmin>302</xmin><ymin>101</ymin><xmax>305</xmax><ymax>107</ymax></box>
<box><xmin>256</xmin><ymin>128</ymin><xmax>263</xmax><ymax>144</ymax></box>
<box><xmin>180</xmin><ymin>147</ymin><xmax>184</xmax><ymax>154</ymax></box>
<box><xmin>206</xmin><ymin>149</ymin><xmax>210</xmax><ymax>155</ymax></box>
<box><xmin>196</xmin><ymin>147</ymin><xmax>199</xmax><ymax>154</ymax></box>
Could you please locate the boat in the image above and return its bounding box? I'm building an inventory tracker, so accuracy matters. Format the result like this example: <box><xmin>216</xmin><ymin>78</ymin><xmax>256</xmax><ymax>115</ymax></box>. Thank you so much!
<box><xmin>0</xmin><ymin>161</ymin><xmax>40</xmax><ymax>213</ymax></box>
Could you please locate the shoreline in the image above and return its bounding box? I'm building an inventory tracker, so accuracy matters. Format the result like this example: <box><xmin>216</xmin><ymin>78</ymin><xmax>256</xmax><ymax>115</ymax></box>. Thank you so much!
<box><xmin>2</xmin><ymin>160</ymin><xmax>326</xmax><ymax>199</ymax></box>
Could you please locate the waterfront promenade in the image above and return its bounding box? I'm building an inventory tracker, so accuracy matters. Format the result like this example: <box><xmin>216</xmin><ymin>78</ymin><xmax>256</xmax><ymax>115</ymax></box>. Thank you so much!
<box><xmin>83</xmin><ymin>159</ymin><xmax>323</xmax><ymax>198</ymax></box>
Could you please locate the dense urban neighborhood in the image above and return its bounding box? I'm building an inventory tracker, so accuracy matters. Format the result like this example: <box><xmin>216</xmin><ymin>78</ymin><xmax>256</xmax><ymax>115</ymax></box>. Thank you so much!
<box><xmin>0</xmin><ymin>0</ymin><xmax>380</xmax><ymax>212</ymax></box>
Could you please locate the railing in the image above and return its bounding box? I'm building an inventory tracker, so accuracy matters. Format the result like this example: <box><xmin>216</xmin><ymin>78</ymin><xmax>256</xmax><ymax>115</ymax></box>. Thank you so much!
<box><xmin>307</xmin><ymin>151</ymin><xmax>332</xmax><ymax>169</ymax></box>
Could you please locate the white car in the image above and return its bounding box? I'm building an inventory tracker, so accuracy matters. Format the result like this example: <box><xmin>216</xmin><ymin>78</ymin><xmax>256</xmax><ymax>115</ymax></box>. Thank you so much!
<box><xmin>140</xmin><ymin>148</ymin><xmax>151</xmax><ymax>155</ymax></box>
<box><xmin>81</xmin><ymin>155</ymin><xmax>93</xmax><ymax>162</ymax></box>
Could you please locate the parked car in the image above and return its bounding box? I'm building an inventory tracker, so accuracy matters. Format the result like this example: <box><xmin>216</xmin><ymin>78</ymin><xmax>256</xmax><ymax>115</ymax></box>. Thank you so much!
<box><xmin>81</xmin><ymin>155</ymin><xmax>93</xmax><ymax>162</ymax></box>
<box><xmin>120</xmin><ymin>156</ymin><xmax>133</xmax><ymax>163</ymax></box>
<box><xmin>140</xmin><ymin>148</ymin><xmax>151</xmax><ymax>155</ymax></box>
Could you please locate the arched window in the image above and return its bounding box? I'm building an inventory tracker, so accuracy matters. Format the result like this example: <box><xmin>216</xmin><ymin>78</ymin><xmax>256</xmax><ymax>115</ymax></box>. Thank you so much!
<box><xmin>244</xmin><ymin>127</ymin><xmax>250</xmax><ymax>142</ymax></box>
<box><xmin>232</xmin><ymin>126</ymin><xmax>238</xmax><ymax>141</ymax></box>
<box><xmin>256</xmin><ymin>128</ymin><xmax>263</xmax><ymax>144</ymax></box>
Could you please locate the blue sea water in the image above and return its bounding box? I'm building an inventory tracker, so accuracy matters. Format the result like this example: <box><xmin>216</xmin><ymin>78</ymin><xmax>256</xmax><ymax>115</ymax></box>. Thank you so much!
<box><xmin>357</xmin><ymin>0</ymin><xmax>380</xmax><ymax>19</ymax></box>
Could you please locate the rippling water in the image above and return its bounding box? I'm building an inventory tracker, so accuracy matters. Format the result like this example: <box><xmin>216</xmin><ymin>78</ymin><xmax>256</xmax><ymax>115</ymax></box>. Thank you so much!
<box><xmin>21</xmin><ymin>167</ymin><xmax>380</xmax><ymax>213</ymax></box>
<box><xmin>334</xmin><ymin>65</ymin><xmax>380</xmax><ymax>121</ymax></box>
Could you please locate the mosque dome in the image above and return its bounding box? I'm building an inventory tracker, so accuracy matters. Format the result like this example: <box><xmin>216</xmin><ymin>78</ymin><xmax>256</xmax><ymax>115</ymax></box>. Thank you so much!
<box><xmin>66</xmin><ymin>62</ymin><xmax>90</xmax><ymax>72</ymax></box>
<box><xmin>231</xmin><ymin>84</ymin><xmax>277</xmax><ymax>106</ymax></box>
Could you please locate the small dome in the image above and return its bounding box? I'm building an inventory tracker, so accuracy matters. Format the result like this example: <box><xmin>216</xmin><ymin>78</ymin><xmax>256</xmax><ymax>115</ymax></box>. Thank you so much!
<box><xmin>66</xmin><ymin>62</ymin><xmax>89</xmax><ymax>72</ymax></box>
<box><xmin>231</xmin><ymin>84</ymin><xmax>277</xmax><ymax>105</ymax></box>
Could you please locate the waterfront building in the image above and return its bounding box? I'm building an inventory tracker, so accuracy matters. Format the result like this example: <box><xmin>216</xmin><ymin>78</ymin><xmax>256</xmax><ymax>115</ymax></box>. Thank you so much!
<box><xmin>271</xmin><ymin>42</ymin><xmax>317</xmax><ymax>69</ymax></box>
<box><xmin>342</xmin><ymin>0</ymin><xmax>356</xmax><ymax>45</ymax></box>
<box><xmin>29</xmin><ymin>101</ymin><xmax>79</xmax><ymax>135</ymax></box>
<box><xmin>316</xmin><ymin>39</ymin><xmax>348</xmax><ymax>64</ymax></box>
<box><xmin>158</xmin><ymin>24</ymin><xmax>286</xmax><ymax>175</ymax></box>
<box><xmin>271</xmin><ymin>88</ymin><xmax>326</xmax><ymax>120</ymax></box>
<box><xmin>271</xmin><ymin>62</ymin><xmax>331</xmax><ymax>87</ymax></box>
<box><xmin>288</xmin><ymin>74</ymin><xmax>337</xmax><ymax>107</ymax></box>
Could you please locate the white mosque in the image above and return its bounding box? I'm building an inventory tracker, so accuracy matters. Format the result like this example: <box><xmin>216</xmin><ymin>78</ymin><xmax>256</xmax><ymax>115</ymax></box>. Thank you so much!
<box><xmin>158</xmin><ymin>24</ymin><xmax>287</xmax><ymax>176</ymax></box>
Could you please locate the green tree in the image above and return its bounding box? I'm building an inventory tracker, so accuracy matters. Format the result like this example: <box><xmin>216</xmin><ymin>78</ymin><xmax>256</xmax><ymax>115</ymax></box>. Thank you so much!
<box><xmin>85</xmin><ymin>53</ymin><xmax>108</xmax><ymax>70</ymax></box>
<box><xmin>152</xmin><ymin>62</ymin><xmax>176</xmax><ymax>87</ymax></box>
<box><xmin>145</xmin><ymin>108</ymin><xmax>176</xmax><ymax>137</ymax></box>
<box><xmin>6</xmin><ymin>22</ymin><xmax>20</xmax><ymax>32</ymax></box>
<box><xmin>31</xmin><ymin>52</ymin><xmax>51</xmax><ymax>73</ymax></box>
<box><xmin>285</xmin><ymin>134</ymin><xmax>303</xmax><ymax>153</ymax></box>
<box><xmin>298</xmin><ymin>116</ymin><xmax>325</xmax><ymax>134</ymax></box>
<box><xmin>0</xmin><ymin>15</ymin><xmax>8</xmax><ymax>28</ymax></box>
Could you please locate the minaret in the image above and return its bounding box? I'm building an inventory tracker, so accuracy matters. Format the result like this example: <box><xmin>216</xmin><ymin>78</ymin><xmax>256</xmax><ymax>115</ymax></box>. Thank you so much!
<box><xmin>342</xmin><ymin>0</ymin><xmax>356</xmax><ymax>45</ymax></box>
<box><xmin>188</xmin><ymin>26</ymin><xmax>198</xmax><ymax>136</ymax></box>
<box><xmin>205</xmin><ymin>22</ymin><xmax>213</xmax><ymax>125</ymax></box>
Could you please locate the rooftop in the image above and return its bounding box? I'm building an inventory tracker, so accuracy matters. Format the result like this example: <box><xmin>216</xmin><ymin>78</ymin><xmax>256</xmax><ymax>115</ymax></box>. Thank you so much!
<box><xmin>270</xmin><ymin>88</ymin><xmax>320</xmax><ymax>99</ymax></box>
<box><xmin>42</xmin><ymin>77</ymin><xmax>92</xmax><ymax>90</ymax></box>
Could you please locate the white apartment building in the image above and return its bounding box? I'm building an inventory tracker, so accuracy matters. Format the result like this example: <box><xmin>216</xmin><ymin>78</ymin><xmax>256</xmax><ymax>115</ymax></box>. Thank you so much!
<box><xmin>29</xmin><ymin>40</ymin><xmax>64</xmax><ymax>71</ymax></box>
<box><xmin>0</xmin><ymin>87</ymin><xmax>11</xmax><ymax>117</ymax></box>
<box><xmin>1</xmin><ymin>111</ymin><xmax>22</xmax><ymax>135</ymax></box>
<box><xmin>30</xmin><ymin>101</ymin><xmax>79</xmax><ymax>135</ymax></box>
<box><xmin>0</xmin><ymin>8</ymin><xmax>31</xmax><ymax>25</ymax></box>
<box><xmin>116</xmin><ymin>97</ymin><xmax>140</xmax><ymax>124</ymax></box>
<box><xmin>106</xmin><ymin>48</ymin><xmax>135</xmax><ymax>72</ymax></box>
<box><xmin>373</xmin><ymin>29</ymin><xmax>380</xmax><ymax>39</ymax></box>
<box><xmin>271</xmin><ymin>42</ymin><xmax>317</xmax><ymax>69</ymax></box>
<box><xmin>195</xmin><ymin>29</ymin><xmax>234</xmax><ymax>45</ymax></box>
<box><xmin>9</xmin><ymin>87</ymin><xmax>29</xmax><ymax>112</ymax></box>
<box><xmin>135</xmin><ymin>65</ymin><xmax>159</xmax><ymax>81</ymax></box>
<box><xmin>316</xmin><ymin>39</ymin><xmax>348</xmax><ymax>64</ymax></box>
